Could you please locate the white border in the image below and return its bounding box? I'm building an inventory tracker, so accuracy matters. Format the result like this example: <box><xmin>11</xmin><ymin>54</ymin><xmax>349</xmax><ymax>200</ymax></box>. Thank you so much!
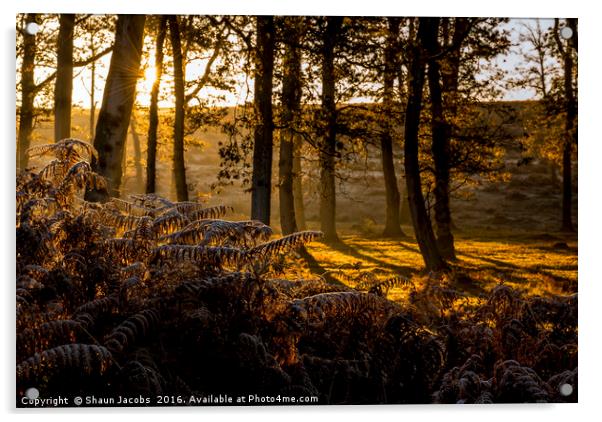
<box><xmin>2</xmin><ymin>1</ymin><xmax>600</xmax><ymax>421</ymax></box>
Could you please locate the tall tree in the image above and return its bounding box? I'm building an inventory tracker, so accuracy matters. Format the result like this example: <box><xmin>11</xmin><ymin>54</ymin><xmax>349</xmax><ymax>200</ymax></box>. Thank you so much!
<box><xmin>87</xmin><ymin>14</ymin><xmax>146</xmax><ymax>201</ymax></box>
<box><xmin>278</xmin><ymin>17</ymin><xmax>303</xmax><ymax>234</ymax></box>
<box><xmin>554</xmin><ymin>18</ymin><xmax>577</xmax><ymax>232</ymax></box>
<box><xmin>319</xmin><ymin>16</ymin><xmax>343</xmax><ymax>242</ymax></box>
<box><xmin>17</xmin><ymin>14</ymin><xmax>38</xmax><ymax>170</ymax></box>
<box><xmin>380</xmin><ymin>17</ymin><xmax>405</xmax><ymax>238</ymax></box>
<box><xmin>168</xmin><ymin>16</ymin><xmax>188</xmax><ymax>201</ymax></box>
<box><xmin>146</xmin><ymin>16</ymin><xmax>167</xmax><ymax>194</ymax></box>
<box><xmin>129</xmin><ymin>114</ymin><xmax>144</xmax><ymax>190</ymax></box>
<box><xmin>403</xmin><ymin>18</ymin><xmax>448</xmax><ymax>272</ymax></box>
<box><xmin>53</xmin><ymin>14</ymin><xmax>75</xmax><ymax>142</ymax></box>
<box><xmin>250</xmin><ymin>16</ymin><xmax>275</xmax><ymax>224</ymax></box>
<box><xmin>292</xmin><ymin>139</ymin><xmax>307</xmax><ymax>230</ymax></box>
<box><xmin>424</xmin><ymin>17</ymin><xmax>456</xmax><ymax>259</ymax></box>
<box><xmin>88</xmin><ymin>31</ymin><xmax>97</xmax><ymax>141</ymax></box>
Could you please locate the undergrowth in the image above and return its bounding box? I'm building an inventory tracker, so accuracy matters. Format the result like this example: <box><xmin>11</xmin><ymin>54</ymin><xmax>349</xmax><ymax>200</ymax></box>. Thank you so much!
<box><xmin>16</xmin><ymin>139</ymin><xmax>577</xmax><ymax>404</ymax></box>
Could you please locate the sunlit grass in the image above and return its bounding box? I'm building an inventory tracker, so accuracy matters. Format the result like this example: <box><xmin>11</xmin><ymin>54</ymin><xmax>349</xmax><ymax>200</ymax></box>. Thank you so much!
<box><xmin>287</xmin><ymin>232</ymin><xmax>577</xmax><ymax>304</ymax></box>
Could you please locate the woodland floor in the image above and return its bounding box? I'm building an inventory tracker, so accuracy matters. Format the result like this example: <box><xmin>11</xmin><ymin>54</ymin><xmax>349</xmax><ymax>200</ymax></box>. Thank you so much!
<box><xmin>289</xmin><ymin>228</ymin><xmax>578</xmax><ymax>303</ymax></box>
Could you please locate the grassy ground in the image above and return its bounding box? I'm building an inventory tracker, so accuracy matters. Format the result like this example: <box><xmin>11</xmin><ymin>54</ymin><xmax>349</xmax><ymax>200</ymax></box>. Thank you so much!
<box><xmin>283</xmin><ymin>228</ymin><xmax>577</xmax><ymax>304</ymax></box>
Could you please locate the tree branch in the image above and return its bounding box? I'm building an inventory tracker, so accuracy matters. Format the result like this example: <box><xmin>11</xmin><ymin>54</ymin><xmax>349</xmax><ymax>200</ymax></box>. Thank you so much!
<box><xmin>33</xmin><ymin>45</ymin><xmax>113</xmax><ymax>93</ymax></box>
<box><xmin>185</xmin><ymin>26</ymin><xmax>228</xmax><ymax>104</ymax></box>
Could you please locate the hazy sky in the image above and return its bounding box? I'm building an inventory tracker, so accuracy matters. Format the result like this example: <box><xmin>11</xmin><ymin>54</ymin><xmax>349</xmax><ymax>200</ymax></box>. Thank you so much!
<box><xmin>496</xmin><ymin>18</ymin><xmax>556</xmax><ymax>100</ymax></box>
<box><xmin>64</xmin><ymin>17</ymin><xmax>558</xmax><ymax>108</ymax></box>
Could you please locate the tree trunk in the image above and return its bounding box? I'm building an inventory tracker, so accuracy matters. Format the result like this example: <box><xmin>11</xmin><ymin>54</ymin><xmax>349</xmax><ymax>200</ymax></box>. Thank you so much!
<box><xmin>400</xmin><ymin>191</ymin><xmax>411</xmax><ymax>224</ymax></box>
<box><xmin>17</xmin><ymin>14</ymin><xmax>37</xmax><ymax>171</ymax></box>
<box><xmin>89</xmin><ymin>31</ymin><xmax>97</xmax><ymax>141</ymax></box>
<box><xmin>146</xmin><ymin>17</ymin><xmax>166</xmax><ymax>194</ymax></box>
<box><xmin>403</xmin><ymin>18</ymin><xmax>448</xmax><ymax>272</ymax></box>
<box><xmin>561</xmin><ymin>18</ymin><xmax>577</xmax><ymax>232</ymax></box>
<box><xmin>424</xmin><ymin>17</ymin><xmax>456</xmax><ymax>260</ymax></box>
<box><xmin>319</xmin><ymin>16</ymin><xmax>343</xmax><ymax>243</ymax></box>
<box><xmin>278</xmin><ymin>17</ymin><xmax>302</xmax><ymax>235</ymax></box>
<box><xmin>381</xmin><ymin>17</ymin><xmax>405</xmax><ymax>238</ymax></box>
<box><xmin>250</xmin><ymin>16</ymin><xmax>275</xmax><ymax>224</ymax></box>
<box><xmin>129</xmin><ymin>115</ymin><xmax>144</xmax><ymax>190</ymax></box>
<box><xmin>293</xmin><ymin>138</ymin><xmax>306</xmax><ymax>230</ymax></box>
<box><xmin>168</xmin><ymin>16</ymin><xmax>188</xmax><ymax>202</ymax></box>
<box><xmin>54</xmin><ymin>14</ymin><xmax>75</xmax><ymax>142</ymax></box>
<box><xmin>87</xmin><ymin>14</ymin><xmax>146</xmax><ymax>202</ymax></box>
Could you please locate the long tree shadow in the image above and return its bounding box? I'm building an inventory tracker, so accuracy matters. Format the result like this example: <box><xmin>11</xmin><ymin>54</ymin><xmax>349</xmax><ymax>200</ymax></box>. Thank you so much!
<box><xmin>457</xmin><ymin>249</ymin><xmax>576</xmax><ymax>286</ymax></box>
<box><xmin>298</xmin><ymin>246</ymin><xmax>346</xmax><ymax>287</ymax></box>
<box><xmin>325</xmin><ymin>239</ymin><xmax>417</xmax><ymax>277</ymax></box>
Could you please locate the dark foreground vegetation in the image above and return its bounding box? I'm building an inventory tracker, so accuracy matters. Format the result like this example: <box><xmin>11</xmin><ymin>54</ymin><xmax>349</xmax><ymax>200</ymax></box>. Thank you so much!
<box><xmin>16</xmin><ymin>140</ymin><xmax>577</xmax><ymax>405</ymax></box>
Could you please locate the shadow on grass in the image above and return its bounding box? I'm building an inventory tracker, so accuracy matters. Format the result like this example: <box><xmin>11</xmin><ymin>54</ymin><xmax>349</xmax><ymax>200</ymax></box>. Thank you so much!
<box><xmin>298</xmin><ymin>245</ymin><xmax>346</xmax><ymax>287</ymax></box>
<box><xmin>325</xmin><ymin>239</ymin><xmax>416</xmax><ymax>277</ymax></box>
<box><xmin>457</xmin><ymin>250</ymin><xmax>576</xmax><ymax>288</ymax></box>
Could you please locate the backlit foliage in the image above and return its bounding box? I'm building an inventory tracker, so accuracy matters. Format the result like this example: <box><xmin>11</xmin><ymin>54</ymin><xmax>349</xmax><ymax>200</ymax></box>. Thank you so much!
<box><xmin>16</xmin><ymin>140</ymin><xmax>576</xmax><ymax>404</ymax></box>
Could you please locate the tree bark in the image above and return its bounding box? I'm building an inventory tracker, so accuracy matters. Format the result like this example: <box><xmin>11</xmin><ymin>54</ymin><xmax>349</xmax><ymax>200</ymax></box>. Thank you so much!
<box><xmin>403</xmin><ymin>18</ymin><xmax>448</xmax><ymax>272</ymax></box>
<box><xmin>129</xmin><ymin>114</ymin><xmax>144</xmax><ymax>190</ymax></box>
<box><xmin>292</xmin><ymin>138</ymin><xmax>306</xmax><ymax>230</ymax></box>
<box><xmin>146</xmin><ymin>17</ymin><xmax>166</xmax><ymax>194</ymax></box>
<box><xmin>381</xmin><ymin>17</ymin><xmax>405</xmax><ymax>238</ymax></box>
<box><xmin>560</xmin><ymin>18</ymin><xmax>577</xmax><ymax>232</ymax></box>
<box><xmin>319</xmin><ymin>16</ymin><xmax>343</xmax><ymax>243</ymax></box>
<box><xmin>424</xmin><ymin>17</ymin><xmax>456</xmax><ymax>260</ymax></box>
<box><xmin>168</xmin><ymin>16</ymin><xmax>188</xmax><ymax>202</ymax></box>
<box><xmin>278</xmin><ymin>17</ymin><xmax>302</xmax><ymax>235</ymax></box>
<box><xmin>89</xmin><ymin>63</ymin><xmax>96</xmax><ymax>140</ymax></box>
<box><xmin>17</xmin><ymin>14</ymin><xmax>38</xmax><ymax>170</ymax></box>
<box><xmin>87</xmin><ymin>14</ymin><xmax>146</xmax><ymax>201</ymax></box>
<box><xmin>54</xmin><ymin>14</ymin><xmax>75</xmax><ymax>142</ymax></box>
<box><xmin>250</xmin><ymin>16</ymin><xmax>275</xmax><ymax>225</ymax></box>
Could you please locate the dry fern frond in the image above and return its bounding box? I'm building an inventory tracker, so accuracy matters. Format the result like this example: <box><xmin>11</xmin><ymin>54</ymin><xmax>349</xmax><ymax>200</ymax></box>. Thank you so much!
<box><xmin>248</xmin><ymin>231</ymin><xmax>323</xmax><ymax>260</ymax></box>
<box><xmin>129</xmin><ymin>193</ymin><xmax>174</xmax><ymax>208</ymax></box>
<box><xmin>100</xmin><ymin>210</ymin><xmax>148</xmax><ymax>233</ymax></box>
<box><xmin>152</xmin><ymin>210</ymin><xmax>190</xmax><ymax>235</ymax></box>
<box><xmin>27</xmin><ymin>138</ymin><xmax>96</xmax><ymax>162</ymax></box>
<box><xmin>162</xmin><ymin>219</ymin><xmax>273</xmax><ymax>247</ymax></box>
<box><xmin>184</xmin><ymin>204</ymin><xmax>232</xmax><ymax>221</ymax></box>
<box><xmin>433</xmin><ymin>355</ymin><xmax>491</xmax><ymax>404</ymax></box>
<box><xmin>289</xmin><ymin>291</ymin><xmax>399</xmax><ymax>326</ymax></box>
<box><xmin>122</xmin><ymin>359</ymin><xmax>164</xmax><ymax>395</ymax></box>
<box><xmin>152</xmin><ymin>244</ymin><xmax>244</xmax><ymax>267</ymax></box>
<box><xmin>39</xmin><ymin>159</ymin><xmax>70</xmax><ymax>183</ymax></box>
<box><xmin>122</xmin><ymin>216</ymin><xmax>155</xmax><ymax>241</ymax></box>
<box><xmin>17</xmin><ymin>344</ymin><xmax>112</xmax><ymax>384</ymax></box>
<box><xmin>104</xmin><ymin>238</ymin><xmax>154</xmax><ymax>262</ymax></box>
<box><xmin>107</xmin><ymin>198</ymin><xmax>156</xmax><ymax>217</ymax></box>
<box><xmin>16</xmin><ymin>275</ymin><xmax>43</xmax><ymax>291</ymax></box>
<box><xmin>104</xmin><ymin>309</ymin><xmax>160</xmax><ymax>354</ymax></box>
<box><xmin>493</xmin><ymin>360</ymin><xmax>549</xmax><ymax>403</ymax></box>
<box><xmin>73</xmin><ymin>295</ymin><xmax>119</xmax><ymax>319</ymax></box>
<box><xmin>58</xmin><ymin>161</ymin><xmax>107</xmax><ymax>195</ymax></box>
<box><xmin>17</xmin><ymin>319</ymin><xmax>84</xmax><ymax>359</ymax></box>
